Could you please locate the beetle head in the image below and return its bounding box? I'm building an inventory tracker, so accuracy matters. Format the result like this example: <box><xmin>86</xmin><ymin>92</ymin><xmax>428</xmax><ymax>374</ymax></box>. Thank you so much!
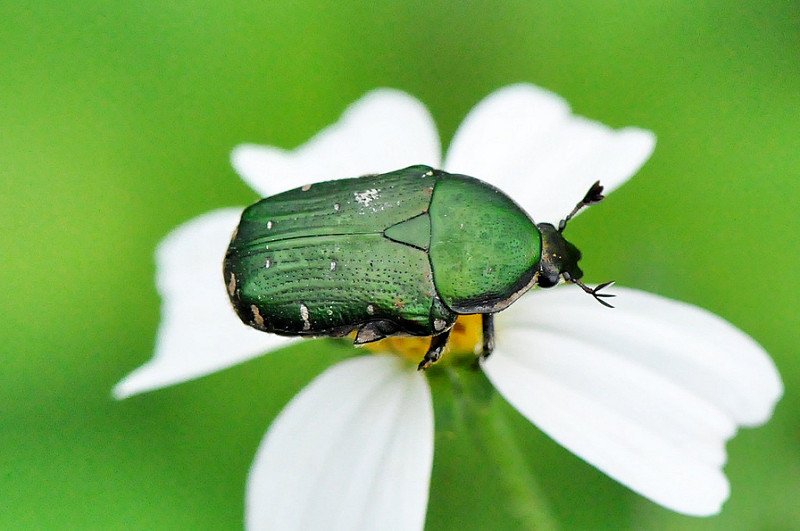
<box><xmin>536</xmin><ymin>181</ymin><xmax>604</xmax><ymax>288</ymax></box>
<box><xmin>535</xmin><ymin>187</ymin><xmax>616</xmax><ymax>308</ymax></box>
<box><xmin>536</xmin><ymin>222</ymin><xmax>584</xmax><ymax>288</ymax></box>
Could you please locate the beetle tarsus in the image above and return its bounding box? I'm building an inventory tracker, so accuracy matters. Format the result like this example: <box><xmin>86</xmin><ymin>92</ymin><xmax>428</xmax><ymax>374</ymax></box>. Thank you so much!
<box><xmin>481</xmin><ymin>314</ymin><xmax>495</xmax><ymax>358</ymax></box>
<box><xmin>571</xmin><ymin>278</ymin><xmax>616</xmax><ymax>308</ymax></box>
<box><xmin>418</xmin><ymin>329</ymin><xmax>451</xmax><ymax>370</ymax></box>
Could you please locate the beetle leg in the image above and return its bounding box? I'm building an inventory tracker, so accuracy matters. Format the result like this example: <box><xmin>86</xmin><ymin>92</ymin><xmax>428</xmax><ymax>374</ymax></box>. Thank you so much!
<box><xmin>417</xmin><ymin>329</ymin><xmax>452</xmax><ymax>371</ymax></box>
<box><xmin>481</xmin><ymin>314</ymin><xmax>495</xmax><ymax>358</ymax></box>
<box><xmin>565</xmin><ymin>273</ymin><xmax>617</xmax><ymax>308</ymax></box>
<box><xmin>354</xmin><ymin>320</ymin><xmax>398</xmax><ymax>344</ymax></box>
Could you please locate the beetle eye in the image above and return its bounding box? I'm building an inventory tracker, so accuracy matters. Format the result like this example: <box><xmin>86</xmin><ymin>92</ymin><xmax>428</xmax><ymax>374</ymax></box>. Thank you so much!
<box><xmin>537</xmin><ymin>272</ymin><xmax>560</xmax><ymax>288</ymax></box>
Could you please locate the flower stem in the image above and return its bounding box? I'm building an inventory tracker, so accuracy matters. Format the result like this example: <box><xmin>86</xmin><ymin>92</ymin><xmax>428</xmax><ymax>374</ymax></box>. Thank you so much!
<box><xmin>450</xmin><ymin>368</ymin><xmax>559</xmax><ymax>531</ymax></box>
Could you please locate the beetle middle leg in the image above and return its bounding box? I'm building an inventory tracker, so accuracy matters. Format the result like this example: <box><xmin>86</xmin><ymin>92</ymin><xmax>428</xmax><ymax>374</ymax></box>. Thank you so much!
<box><xmin>353</xmin><ymin>320</ymin><xmax>399</xmax><ymax>345</ymax></box>
<box><xmin>480</xmin><ymin>314</ymin><xmax>495</xmax><ymax>359</ymax></box>
<box><xmin>418</xmin><ymin>328</ymin><xmax>452</xmax><ymax>371</ymax></box>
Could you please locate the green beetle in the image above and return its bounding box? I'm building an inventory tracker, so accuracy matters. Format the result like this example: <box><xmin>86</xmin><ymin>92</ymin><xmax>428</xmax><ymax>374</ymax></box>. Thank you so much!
<box><xmin>224</xmin><ymin>164</ymin><xmax>612</xmax><ymax>369</ymax></box>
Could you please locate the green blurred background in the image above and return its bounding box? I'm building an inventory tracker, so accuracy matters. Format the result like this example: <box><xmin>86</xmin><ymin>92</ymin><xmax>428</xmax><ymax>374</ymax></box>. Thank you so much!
<box><xmin>2</xmin><ymin>1</ymin><xmax>798</xmax><ymax>529</ymax></box>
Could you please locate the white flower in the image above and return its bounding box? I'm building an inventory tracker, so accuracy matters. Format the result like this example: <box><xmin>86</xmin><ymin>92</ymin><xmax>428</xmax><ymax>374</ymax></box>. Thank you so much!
<box><xmin>114</xmin><ymin>85</ymin><xmax>783</xmax><ymax>529</ymax></box>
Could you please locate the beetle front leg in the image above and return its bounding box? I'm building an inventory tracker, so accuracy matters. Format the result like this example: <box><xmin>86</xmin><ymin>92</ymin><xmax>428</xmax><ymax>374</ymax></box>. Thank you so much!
<box><xmin>481</xmin><ymin>314</ymin><xmax>495</xmax><ymax>359</ymax></box>
<box><xmin>418</xmin><ymin>329</ymin><xmax>452</xmax><ymax>370</ymax></box>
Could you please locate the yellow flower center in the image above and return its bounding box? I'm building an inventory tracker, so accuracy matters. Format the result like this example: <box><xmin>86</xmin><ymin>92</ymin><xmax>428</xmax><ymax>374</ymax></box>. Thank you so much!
<box><xmin>361</xmin><ymin>314</ymin><xmax>484</xmax><ymax>366</ymax></box>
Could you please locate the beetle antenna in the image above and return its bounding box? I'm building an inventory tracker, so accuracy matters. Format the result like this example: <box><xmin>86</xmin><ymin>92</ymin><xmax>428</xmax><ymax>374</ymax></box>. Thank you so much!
<box><xmin>558</xmin><ymin>181</ymin><xmax>605</xmax><ymax>232</ymax></box>
<box><xmin>571</xmin><ymin>278</ymin><xmax>616</xmax><ymax>308</ymax></box>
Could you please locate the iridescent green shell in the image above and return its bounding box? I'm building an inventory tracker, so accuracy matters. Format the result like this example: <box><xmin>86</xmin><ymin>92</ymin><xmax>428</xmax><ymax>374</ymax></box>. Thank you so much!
<box><xmin>223</xmin><ymin>165</ymin><xmax>542</xmax><ymax>338</ymax></box>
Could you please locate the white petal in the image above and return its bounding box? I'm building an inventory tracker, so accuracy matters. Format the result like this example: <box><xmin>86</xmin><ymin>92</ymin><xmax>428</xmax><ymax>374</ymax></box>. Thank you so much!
<box><xmin>247</xmin><ymin>356</ymin><xmax>433</xmax><ymax>531</ymax></box>
<box><xmin>483</xmin><ymin>287</ymin><xmax>782</xmax><ymax>516</ymax></box>
<box><xmin>444</xmin><ymin>84</ymin><xmax>655</xmax><ymax>224</ymax></box>
<box><xmin>114</xmin><ymin>209</ymin><xmax>296</xmax><ymax>399</ymax></box>
<box><xmin>232</xmin><ymin>89</ymin><xmax>442</xmax><ymax>197</ymax></box>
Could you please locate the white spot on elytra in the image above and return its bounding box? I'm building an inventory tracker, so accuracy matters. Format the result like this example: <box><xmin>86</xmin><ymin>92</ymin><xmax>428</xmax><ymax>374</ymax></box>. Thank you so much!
<box><xmin>227</xmin><ymin>273</ymin><xmax>236</xmax><ymax>297</ymax></box>
<box><xmin>299</xmin><ymin>303</ymin><xmax>311</xmax><ymax>331</ymax></box>
<box><xmin>354</xmin><ymin>188</ymin><xmax>380</xmax><ymax>207</ymax></box>
<box><xmin>424</xmin><ymin>170</ymin><xmax>433</xmax><ymax>177</ymax></box>
<box><xmin>326</xmin><ymin>308</ymin><xmax>333</xmax><ymax>316</ymax></box>
<box><xmin>434</xmin><ymin>319</ymin><xmax>446</xmax><ymax>331</ymax></box>
<box><xmin>333</xmin><ymin>203</ymin><xmax>340</xmax><ymax>211</ymax></box>
<box><xmin>366</xmin><ymin>304</ymin><xmax>375</xmax><ymax>315</ymax></box>
<box><xmin>265</xmin><ymin>258</ymin><xmax>271</xmax><ymax>269</ymax></box>
<box><xmin>267</xmin><ymin>220</ymin><xmax>273</xmax><ymax>230</ymax></box>
<box><xmin>301</xmin><ymin>184</ymin><xmax>311</xmax><ymax>191</ymax></box>
<box><xmin>330</xmin><ymin>261</ymin><xmax>337</xmax><ymax>271</ymax></box>
<box><xmin>251</xmin><ymin>305</ymin><xmax>265</xmax><ymax>327</ymax></box>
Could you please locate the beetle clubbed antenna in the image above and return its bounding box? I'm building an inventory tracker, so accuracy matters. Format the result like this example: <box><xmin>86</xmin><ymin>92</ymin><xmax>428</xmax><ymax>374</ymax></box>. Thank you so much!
<box><xmin>558</xmin><ymin>181</ymin><xmax>605</xmax><ymax>232</ymax></box>
<box><xmin>568</xmin><ymin>277</ymin><xmax>616</xmax><ymax>308</ymax></box>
